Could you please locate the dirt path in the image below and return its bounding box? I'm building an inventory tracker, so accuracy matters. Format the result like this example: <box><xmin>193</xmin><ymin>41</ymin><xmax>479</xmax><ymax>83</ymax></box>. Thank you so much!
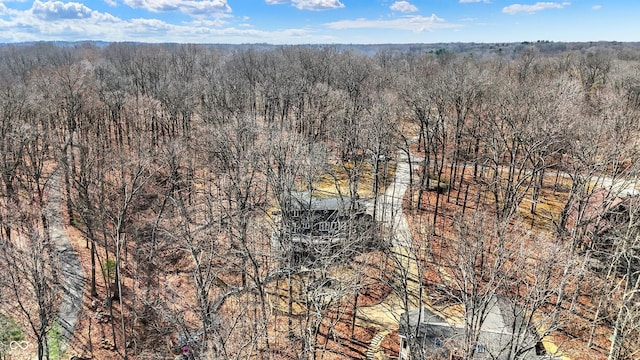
<box><xmin>451</xmin><ymin>160</ymin><xmax>638</xmax><ymax>196</ymax></box>
<box><xmin>46</xmin><ymin>169</ymin><xmax>85</xmax><ymax>356</ymax></box>
<box><xmin>357</xmin><ymin>144</ymin><xmax>423</xmax><ymax>359</ymax></box>
<box><xmin>374</xmin><ymin>148</ymin><xmax>417</xmax><ymax>248</ymax></box>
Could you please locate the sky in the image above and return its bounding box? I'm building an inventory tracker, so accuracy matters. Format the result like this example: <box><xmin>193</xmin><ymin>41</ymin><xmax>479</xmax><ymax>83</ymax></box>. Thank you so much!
<box><xmin>0</xmin><ymin>0</ymin><xmax>637</xmax><ymax>44</ymax></box>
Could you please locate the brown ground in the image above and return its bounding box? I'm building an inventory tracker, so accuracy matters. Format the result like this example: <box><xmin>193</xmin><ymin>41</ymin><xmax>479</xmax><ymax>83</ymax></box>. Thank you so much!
<box><xmin>58</xmin><ymin>222</ymin><xmax>398</xmax><ymax>359</ymax></box>
<box><xmin>402</xmin><ymin>157</ymin><xmax>614</xmax><ymax>360</ymax></box>
<box><xmin>2</xmin><ymin>140</ymin><xmax>619</xmax><ymax>360</ymax></box>
<box><xmin>379</xmin><ymin>330</ymin><xmax>400</xmax><ymax>358</ymax></box>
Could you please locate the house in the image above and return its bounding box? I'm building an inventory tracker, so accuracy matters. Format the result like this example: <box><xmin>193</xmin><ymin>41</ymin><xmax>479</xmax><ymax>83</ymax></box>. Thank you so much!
<box><xmin>398</xmin><ymin>306</ymin><xmax>456</xmax><ymax>360</ymax></box>
<box><xmin>398</xmin><ymin>296</ymin><xmax>553</xmax><ymax>360</ymax></box>
<box><xmin>567</xmin><ymin>187</ymin><xmax>640</xmax><ymax>237</ymax></box>
<box><xmin>566</xmin><ymin>188</ymin><xmax>625</xmax><ymax>240</ymax></box>
<box><xmin>272</xmin><ymin>191</ymin><xmax>375</xmax><ymax>261</ymax></box>
<box><xmin>566</xmin><ymin>187</ymin><xmax>640</xmax><ymax>271</ymax></box>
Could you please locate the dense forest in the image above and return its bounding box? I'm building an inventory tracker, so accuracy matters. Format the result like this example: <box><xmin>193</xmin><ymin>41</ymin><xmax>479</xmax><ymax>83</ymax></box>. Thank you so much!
<box><xmin>1</xmin><ymin>41</ymin><xmax>640</xmax><ymax>360</ymax></box>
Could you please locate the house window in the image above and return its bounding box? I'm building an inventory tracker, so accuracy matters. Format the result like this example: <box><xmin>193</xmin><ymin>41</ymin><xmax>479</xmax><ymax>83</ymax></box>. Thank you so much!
<box><xmin>318</xmin><ymin>221</ymin><xmax>332</xmax><ymax>232</ymax></box>
<box><xmin>476</xmin><ymin>344</ymin><xmax>485</xmax><ymax>353</ymax></box>
<box><xmin>434</xmin><ymin>338</ymin><xmax>442</xmax><ymax>348</ymax></box>
<box><xmin>302</xmin><ymin>220</ymin><xmax>311</xmax><ymax>230</ymax></box>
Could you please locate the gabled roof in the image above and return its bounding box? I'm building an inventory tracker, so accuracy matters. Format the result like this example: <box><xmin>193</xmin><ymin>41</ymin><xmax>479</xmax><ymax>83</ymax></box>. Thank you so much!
<box><xmin>400</xmin><ymin>296</ymin><xmax>545</xmax><ymax>359</ymax></box>
<box><xmin>288</xmin><ymin>191</ymin><xmax>362</xmax><ymax>212</ymax></box>
<box><xmin>569</xmin><ymin>188</ymin><xmax>623</xmax><ymax>229</ymax></box>
<box><xmin>400</xmin><ymin>306</ymin><xmax>455</xmax><ymax>337</ymax></box>
<box><xmin>567</xmin><ymin>187</ymin><xmax>640</xmax><ymax>241</ymax></box>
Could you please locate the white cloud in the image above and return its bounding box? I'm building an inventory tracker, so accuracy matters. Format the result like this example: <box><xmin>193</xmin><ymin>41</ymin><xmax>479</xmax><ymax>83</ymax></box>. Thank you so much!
<box><xmin>460</xmin><ymin>0</ymin><xmax>490</xmax><ymax>3</ymax></box>
<box><xmin>0</xmin><ymin>0</ymin><xmax>326</xmax><ymax>44</ymax></box>
<box><xmin>293</xmin><ymin>0</ymin><xmax>344</xmax><ymax>11</ymax></box>
<box><xmin>31</xmin><ymin>0</ymin><xmax>118</xmax><ymax>21</ymax></box>
<box><xmin>390</xmin><ymin>1</ymin><xmax>418</xmax><ymax>13</ymax></box>
<box><xmin>123</xmin><ymin>0</ymin><xmax>231</xmax><ymax>15</ymax></box>
<box><xmin>33</xmin><ymin>1</ymin><xmax>94</xmax><ymax>20</ymax></box>
<box><xmin>326</xmin><ymin>14</ymin><xmax>460</xmax><ymax>32</ymax></box>
<box><xmin>266</xmin><ymin>0</ymin><xmax>344</xmax><ymax>11</ymax></box>
<box><xmin>130</xmin><ymin>17</ymin><xmax>172</xmax><ymax>30</ymax></box>
<box><xmin>502</xmin><ymin>2</ymin><xmax>570</xmax><ymax>15</ymax></box>
<box><xmin>190</xmin><ymin>17</ymin><xmax>229</xmax><ymax>27</ymax></box>
<box><xmin>0</xmin><ymin>2</ymin><xmax>120</xmax><ymax>42</ymax></box>
<box><xmin>0</xmin><ymin>3</ymin><xmax>10</xmax><ymax>15</ymax></box>
<box><xmin>592</xmin><ymin>4</ymin><xmax>601</xmax><ymax>10</ymax></box>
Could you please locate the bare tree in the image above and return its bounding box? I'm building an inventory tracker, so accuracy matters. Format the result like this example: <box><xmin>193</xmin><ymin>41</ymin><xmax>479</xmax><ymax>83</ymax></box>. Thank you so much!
<box><xmin>1</xmin><ymin>220</ymin><xmax>59</xmax><ymax>360</ymax></box>
<box><xmin>433</xmin><ymin>211</ymin><xmax>573</xmax><ymax>359</ymax></box>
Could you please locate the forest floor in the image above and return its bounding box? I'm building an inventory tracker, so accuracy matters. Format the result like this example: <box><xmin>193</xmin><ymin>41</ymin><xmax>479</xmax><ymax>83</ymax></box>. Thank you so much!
<box><xmin>328</xmin><ymin>141</ymin><xmax>630</xmax><ymax>360</ymax></box>
<box><xmin>401</xmin><ymin>141</ymin><xmax>626</xmax><ymax>359</ymax></box>
<box><xmin>18</xmin><ymin>142</ymin><xmax>631</xmax><ymax>360</ymax></box>
<box><xmin>348</xmin><ymin>140</ymin><xmax>569</xmax><ymax>359</ymax></box>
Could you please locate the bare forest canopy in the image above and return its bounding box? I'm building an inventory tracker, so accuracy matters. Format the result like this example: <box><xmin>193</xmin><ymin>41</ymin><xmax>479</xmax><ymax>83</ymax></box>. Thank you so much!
<box><xmin>0</xmin><ymin>41</ymin><xmax>640</xmax><ymax>360</ymax></box>
<box><xmin>3</xmin><ymin>40</ymin><xmax>640</xmax><ymax>56</ymax></box>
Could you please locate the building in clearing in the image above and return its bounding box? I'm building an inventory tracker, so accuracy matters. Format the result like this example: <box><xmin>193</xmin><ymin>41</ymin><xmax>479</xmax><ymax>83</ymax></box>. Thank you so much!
<box><xmin>272</xmin><ymin>191</ymin><xmax>376</xmax><ymax>262</ymax></box>
<box><xmin>566</xmin><ymin>187</ymin><xmax>640</xmax><ymax>272</ymax></box>
<box><xmin>398</xmin><ymin>296</ymin><xmax>556</xmax><ymax>360</ymax></box>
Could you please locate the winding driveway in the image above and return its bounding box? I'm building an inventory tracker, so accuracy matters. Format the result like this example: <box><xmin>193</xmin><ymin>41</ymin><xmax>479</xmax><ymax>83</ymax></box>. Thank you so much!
<box><xmin>359</xmin><ymin>144</ymin><xmax>423</xmax><ymax>359</ymax></box>
<box><xmin>47</xmin><ymin>169</ymin><xmax>85</xmax><ymax>356</ymax></box>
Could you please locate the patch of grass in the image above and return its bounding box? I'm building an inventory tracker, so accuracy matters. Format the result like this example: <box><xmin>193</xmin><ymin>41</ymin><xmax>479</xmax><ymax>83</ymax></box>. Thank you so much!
<box><xmin>102</xmin><ymin>258</ymin><xmax>117</xmax><ymax>283</ymax></box>
<box><xmin>518</xmin><ymin>182</ymin><xmax>571</xmax><ymax>232</ymax></box>
<box><xmin>427</xmin><ymin>173</ymin><xmax>450</xmax><ymax>185</ymax></box>
<box><xmin>47</xmin><ymin>321</ymin><xmax>62</xmax><ymax>360</ymax></box>
<box><xmin>541</xmin><ymin>336</ymin><xmax>571</xmax><ymax>360</ymax></box>
<box><xmin>0</xmin><ymin>313</ymin><xmax>26</xmax><ymax>358</ymax></box>
<box><xmin>0</xmin><ymin>313</ymin><xmax>24</xmax><ymax>343</ymax></box>
<box><xmin>309</xmin><ymin>161</ymin><xmax>396</xmax><ymax>199</ymax></box>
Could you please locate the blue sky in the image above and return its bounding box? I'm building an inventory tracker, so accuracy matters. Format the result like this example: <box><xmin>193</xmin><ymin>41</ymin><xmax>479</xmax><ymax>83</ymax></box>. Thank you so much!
<box><xmin>0</xmin><ymin>0</ymin><xmax>637</xmax><ymax>44</ymax></box>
